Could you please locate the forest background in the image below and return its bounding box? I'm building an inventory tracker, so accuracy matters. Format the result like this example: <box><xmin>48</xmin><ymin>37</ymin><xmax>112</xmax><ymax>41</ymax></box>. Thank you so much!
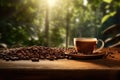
<box><xmin>0</xmin><ymin>0</ymin><xmax>120</xmax><ymax>48</ymax></box>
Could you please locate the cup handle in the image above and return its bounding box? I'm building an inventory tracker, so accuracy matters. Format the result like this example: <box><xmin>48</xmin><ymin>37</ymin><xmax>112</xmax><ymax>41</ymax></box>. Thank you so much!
<box><xmin>93</xmin><ymin>39</ymin><xmax>104</xmax><ymax>53</ymax></box>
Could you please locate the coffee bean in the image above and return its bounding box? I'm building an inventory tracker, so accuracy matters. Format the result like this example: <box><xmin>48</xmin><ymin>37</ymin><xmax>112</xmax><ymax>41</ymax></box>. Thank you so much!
<box><xmin>31</xmin><ymin>58</ymin><xmax>39</xmax><ymax>62</ymax></box>
<box><xmin>10</xmin><ymin>56</ymin><xmax>19</xmax><ymax>61</ymax></box>
<box><xmin>5</xmin><ymin>57</ymin><xmax>10</xmax><ymax>61</ymax></box>
<box><xmin>48</xmin><ymin>57</ymin><xmax>54</xmax><ymax>61</ymax></box>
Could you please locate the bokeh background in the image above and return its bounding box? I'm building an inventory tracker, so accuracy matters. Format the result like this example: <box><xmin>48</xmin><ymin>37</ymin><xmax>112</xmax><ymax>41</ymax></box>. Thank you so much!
<box><xmin>0</xmin><ymin>0</ymin><xmax>120</xmax><ymax>48</ymax></box>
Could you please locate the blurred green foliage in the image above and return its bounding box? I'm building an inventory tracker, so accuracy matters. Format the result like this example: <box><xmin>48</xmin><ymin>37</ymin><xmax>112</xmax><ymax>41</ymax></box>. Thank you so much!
<box><xmin>0</xmin><ymin>0</ymin><xmax>120</xmax><ymax>48</ymax></box>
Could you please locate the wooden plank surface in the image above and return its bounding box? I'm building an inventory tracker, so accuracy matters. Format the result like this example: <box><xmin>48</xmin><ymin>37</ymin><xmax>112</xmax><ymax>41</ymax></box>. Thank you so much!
<box><xmin>0</xmin><ymin>59</ymin><xmax>120</xmax><ymax>80</ymax></box>
<box><xmin>0</xmin><ymin>59</ymin><xmax>120</xmax><ymax>69</ymax></box>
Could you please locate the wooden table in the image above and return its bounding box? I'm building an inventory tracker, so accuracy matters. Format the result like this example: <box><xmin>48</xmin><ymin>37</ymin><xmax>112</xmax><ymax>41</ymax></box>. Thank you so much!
<box><xmin>0</xmin><ymin>59</ymin><xmax>120</xmax><ymax>80</ymax></box>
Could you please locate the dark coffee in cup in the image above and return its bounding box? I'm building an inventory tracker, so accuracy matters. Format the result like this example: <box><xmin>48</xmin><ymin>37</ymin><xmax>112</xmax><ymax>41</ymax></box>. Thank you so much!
<box><xmin>74</xmin><ymin>38</ymin><xmax>104</xmax><ymax>54</ymax></box>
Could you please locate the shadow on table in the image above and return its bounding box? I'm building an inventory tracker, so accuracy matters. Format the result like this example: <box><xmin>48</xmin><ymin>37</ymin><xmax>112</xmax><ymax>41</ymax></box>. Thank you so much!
<box><xmin>73</xmin><ymin>58</ymin><xmax>120</xmax><ymax>67</ymax></box>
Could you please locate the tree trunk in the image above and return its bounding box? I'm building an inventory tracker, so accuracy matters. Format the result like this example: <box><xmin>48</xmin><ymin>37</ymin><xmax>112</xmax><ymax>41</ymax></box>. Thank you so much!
<box><xmin>44</xmin><ymin>5</ymin><xmax>49</xmax><ymax>47</ymax></box>
<box><xmin>66</xmin><ymin>9</ymin><xmax>70</xmax><ymax>48</ymax></box>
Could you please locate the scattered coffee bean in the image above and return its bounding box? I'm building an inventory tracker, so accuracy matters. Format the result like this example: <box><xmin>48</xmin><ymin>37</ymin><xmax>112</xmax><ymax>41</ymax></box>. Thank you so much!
<box><xmin>31</xmin><ymin>58</ymin><xmax>39</xmax><ymax>62</ymax></box>
<box><xmin>5</xmin><ymin>57</ymin><xmax>10</xmax><ymax>61</ymax></box>
<box><xmin>10</xmin><ymin>56</ymin><xmax>19</xmax><ymax>61</ymax></box>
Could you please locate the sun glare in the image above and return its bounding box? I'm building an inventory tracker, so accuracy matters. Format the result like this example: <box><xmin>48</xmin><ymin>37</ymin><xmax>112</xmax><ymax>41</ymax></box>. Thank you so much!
<box><xmin>83</xmin><ymin>0</ymin><xmax>88</xmax><ymax>6</ymax></box>
<box><xmin>47</xmin><ymin>0</ymin><xmax>57</xmax><ymax>7</ymax></box>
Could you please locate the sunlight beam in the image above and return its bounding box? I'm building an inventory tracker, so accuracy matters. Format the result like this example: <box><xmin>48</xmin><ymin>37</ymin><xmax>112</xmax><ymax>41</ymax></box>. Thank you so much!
<box><xmin>47</xmin><ymin>0</ymin><xmax>57</xmax><ymax>7</ymax></box>
<box><xmin>83</xmin><ymin>0</ymin><xmax>88</xmax><ymax>6</ymax></box>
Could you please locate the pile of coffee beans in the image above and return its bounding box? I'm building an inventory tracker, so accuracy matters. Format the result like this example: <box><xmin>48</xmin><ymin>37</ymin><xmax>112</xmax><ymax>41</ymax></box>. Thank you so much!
<box><xmin>1</xmin><ymin>46</ymin><xmax>120</xmax><ymax>61</ymax></box>
<box><xmin>0</xmin><ymin>45</ymin><xmax>77</xmax><ymax>61</ymax></box>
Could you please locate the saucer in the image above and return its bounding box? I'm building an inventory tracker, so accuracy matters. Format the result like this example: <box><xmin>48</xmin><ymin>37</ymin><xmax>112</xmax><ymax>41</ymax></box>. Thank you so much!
<box><xmin>67</xmin><ymin>53</ymin><xmax>105</xmax><ymax>60</ymax></box>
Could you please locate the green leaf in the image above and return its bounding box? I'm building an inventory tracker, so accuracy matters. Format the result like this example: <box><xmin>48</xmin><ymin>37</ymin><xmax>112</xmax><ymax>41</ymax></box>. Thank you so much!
<box><xmin>102</xmin><ymin>11</ymin><xmax>116</xmax><ymax>23</ymax></box>
<box><xmin>103</xmin><ymin>0</ymin><xmax>112</xmax><ymax>3</ymax></box>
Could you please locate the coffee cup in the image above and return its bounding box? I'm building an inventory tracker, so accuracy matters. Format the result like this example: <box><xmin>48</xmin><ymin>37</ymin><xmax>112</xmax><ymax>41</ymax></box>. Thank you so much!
<box><xmin>74</xmin><ymin>38</ymin><xmax>104</xmax><ymax>54</ymax></box>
